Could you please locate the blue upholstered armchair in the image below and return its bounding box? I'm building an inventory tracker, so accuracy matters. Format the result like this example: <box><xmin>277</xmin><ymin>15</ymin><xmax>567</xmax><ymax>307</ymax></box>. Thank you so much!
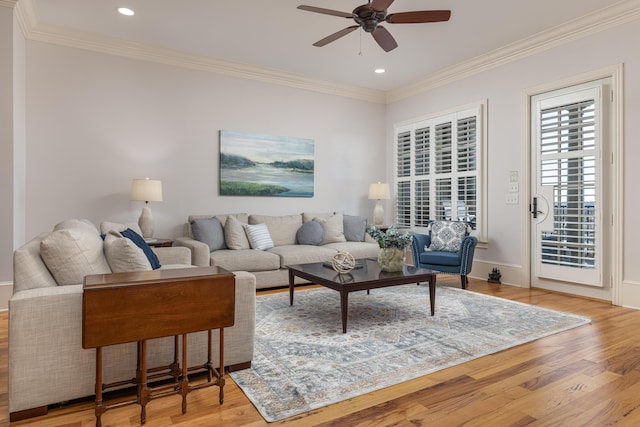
<box><xmin>411</xmin><ymin>221</ymin><xmax>478</xmax><ymax>289</ymax></box>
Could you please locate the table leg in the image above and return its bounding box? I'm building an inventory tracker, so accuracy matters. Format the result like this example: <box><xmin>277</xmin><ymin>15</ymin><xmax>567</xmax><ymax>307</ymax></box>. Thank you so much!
<box><xmin>94</xmin><ymin>346</ymin><xmax>104</xmax><ymax>427</ymax></box>
<box><xmin>340</xmin><ymin>290</ymin><xmax>349</xmax><ymax>333</ymax></box>
<box><xmin>218</xmin><ymin>329</ymin><xmax>225</xmax><ymax>404</ymax></box>
<box><xmin>139</xmin><ymin>340</ymin><xmax>148</xmax><ymax>425</ymax></box>
<box><xmin>181</xmin><ymin>334</ymin><xmax>189</xmax><ymax>414</ymax></box>
<box><xmin>428</xmin><ymin>276</ymin><xmax>436</xmax><ymax>316</ymax></box>
<box><xmin>289</xmin><ymin>269</ymin><xmax>295</xmax><ymax>305</ymax></box>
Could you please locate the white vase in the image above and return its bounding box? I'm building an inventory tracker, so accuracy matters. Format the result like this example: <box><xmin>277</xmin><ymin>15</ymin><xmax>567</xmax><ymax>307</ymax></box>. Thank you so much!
<box><xmin>378</xmin><ymin>247</ymin><xmax>405</xmax><ymax>272</ymax></box>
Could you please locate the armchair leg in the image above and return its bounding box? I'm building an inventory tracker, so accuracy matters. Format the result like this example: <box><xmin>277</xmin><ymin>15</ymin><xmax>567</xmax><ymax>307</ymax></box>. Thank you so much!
<box><xmin>461</xmin><ymin>275</ymin><xmax>468</xmax><ymax>289</ymax></box>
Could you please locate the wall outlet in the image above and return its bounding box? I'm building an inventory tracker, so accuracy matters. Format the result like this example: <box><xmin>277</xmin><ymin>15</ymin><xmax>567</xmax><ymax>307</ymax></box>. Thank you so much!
<box><xmin>505</xmin><ymin>193</ymin><xmax>519</xmax><ymax>204</ymax></box>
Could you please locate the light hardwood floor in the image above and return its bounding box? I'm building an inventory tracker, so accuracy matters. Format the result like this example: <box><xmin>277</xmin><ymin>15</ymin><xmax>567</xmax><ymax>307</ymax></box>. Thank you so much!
<box><xmin>2</xmin><ymin>276</ymin><xmax>640</xmax><ymax>426</ymax></box>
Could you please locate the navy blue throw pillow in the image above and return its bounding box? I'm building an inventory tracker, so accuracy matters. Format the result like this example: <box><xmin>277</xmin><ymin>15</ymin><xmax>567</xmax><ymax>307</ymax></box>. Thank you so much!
<box><xmin>120</xmin><ymin>228</ymin><xmax>161</xmax><ymax>270</ymax></box>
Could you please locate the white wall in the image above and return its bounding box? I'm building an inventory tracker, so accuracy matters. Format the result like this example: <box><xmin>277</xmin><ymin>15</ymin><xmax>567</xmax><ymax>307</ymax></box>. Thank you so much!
<box><xmin>386</xmin><ymin>19</ymin><xmax>640</xmax><ymax>295</ymax></box>
<box><xmin>24</xmin><ymin>41</ymin><xmax>387</xmax><ymax>241</ymax></box>
<box><xmin>0</xmin><ymin>5</ymin><xmax>14</xmax><ymax>283</ymax></box>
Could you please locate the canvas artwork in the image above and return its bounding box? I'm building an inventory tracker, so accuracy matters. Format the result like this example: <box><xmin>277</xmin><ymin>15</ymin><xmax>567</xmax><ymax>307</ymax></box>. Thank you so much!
<box><xmin>219</xmin><ymin>130</ymin><xmax>314</xmax><ymax>197</ymax></box>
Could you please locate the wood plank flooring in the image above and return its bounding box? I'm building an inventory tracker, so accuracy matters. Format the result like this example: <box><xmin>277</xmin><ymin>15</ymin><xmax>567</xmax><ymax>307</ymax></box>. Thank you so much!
<box><xmin>2</xmin><ymin>276</ymin><xmax>640</xmax><ymax>426</ymax></box>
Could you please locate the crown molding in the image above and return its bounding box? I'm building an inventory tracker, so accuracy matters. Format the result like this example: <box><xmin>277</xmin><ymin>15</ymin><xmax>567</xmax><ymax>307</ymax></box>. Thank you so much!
<box><xmin>386</xmin><ymin>0</ymin><xmax>640</xmax><ymax>103</ymax></box>
<box><xmin>16</xmin><ymin>0</ymin><xmax>385</xmax><ymax>104</ymax></box>
<box><xmin>13</xmin><ymin>0</ymin><xmax>640</xmax><ymax>105</ymax></box>
<box><xmin>0</xmin><ymin>1</ymin><xmax>17</xmax><ymax>9</ymax></box>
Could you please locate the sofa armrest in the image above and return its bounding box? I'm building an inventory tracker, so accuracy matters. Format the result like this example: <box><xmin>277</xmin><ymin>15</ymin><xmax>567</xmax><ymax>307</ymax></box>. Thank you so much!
<box><xmin>8</xmin><ymin>285</ymin><xmax>97</xmax><ymax>414</ymax></box>
<box><xmin>459</xmin><ymin>235</ymin><xmax>478</xmax><ymax>275</ymax></box>
<box><xmin>174</xmin><ymin>237</ymin><xmax>210</xmax><ymax>267</ymax></box>
<box><xmin>152</xmin><ymin>246</ymin><xmax>192</xmax><ymax>265</ymax></box>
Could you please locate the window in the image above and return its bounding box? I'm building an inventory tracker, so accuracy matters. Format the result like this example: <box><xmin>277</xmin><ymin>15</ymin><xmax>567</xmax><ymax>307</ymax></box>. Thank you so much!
<box><xmin>394</xmin><ymin>102</ymin><xmax>486</xmax><ymax>241</ymax></box>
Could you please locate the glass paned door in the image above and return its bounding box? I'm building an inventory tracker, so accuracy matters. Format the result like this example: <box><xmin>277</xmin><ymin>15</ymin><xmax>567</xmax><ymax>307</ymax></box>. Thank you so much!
<box><xmin>531</xmin><ymin>85</ymin><xmax>603</xmax><ymax>287</ymax></box>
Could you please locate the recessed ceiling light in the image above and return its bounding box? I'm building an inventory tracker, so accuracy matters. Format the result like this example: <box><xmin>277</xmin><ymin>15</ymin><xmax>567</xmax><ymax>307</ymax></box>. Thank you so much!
<box><xmin>374</xmin><ymin>68</ymin><xmax>386</xmax><ymax>74</ymax></box>
<box><xmin>117</xmin><ymin>7</ymin><xmax>135</xmax><ymax>16</ymax></box>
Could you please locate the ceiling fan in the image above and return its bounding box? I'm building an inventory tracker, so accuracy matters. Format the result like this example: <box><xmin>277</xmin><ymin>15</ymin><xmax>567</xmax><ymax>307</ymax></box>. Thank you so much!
<box><xmin>297</xmin><ymin>0</ymin><xmax>451</xmax><ymax>52</ymax></box>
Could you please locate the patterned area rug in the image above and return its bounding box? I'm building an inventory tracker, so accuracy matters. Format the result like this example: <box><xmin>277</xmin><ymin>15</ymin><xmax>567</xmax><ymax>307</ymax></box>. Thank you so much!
<box><xmin>230</xmin><ymin>285</ymin><xmax>590</xmax><ymax>422</ymax></box>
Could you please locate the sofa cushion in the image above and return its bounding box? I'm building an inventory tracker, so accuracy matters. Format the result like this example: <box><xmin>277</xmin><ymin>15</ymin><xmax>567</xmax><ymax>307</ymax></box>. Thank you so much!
<box><xmin>343</xmin><ymin>215</ymin><xmax>368</xmax><ymax>242</ymax></box>
<box><xmin>296</xmin><ymin>221</ymin><xmax>324</xmax><ymax>245</ymax></box>
<box><xmin>103</xmin><ymin>232</ymin><xmax>152</xmax><ymax>272</ymax></box>
<box><xmin>314</xmin><ymin>213</ymin><xmax>346</xmax><ymax>245</ymax></box>
<box><xmin>99</xmin><ymin>221</ymin><xmax>143</xmax><ymax>237</ymax></box>
<box><xmin>429</xmin><ymin>221</ymin><xmax>468</xmax><ymax>252</ymax></box>
<box><xmin>419</xmin><ymin>250</ymin><xmax>461</xmax><ymax>266</ymax></box>
<box><xmin>120</xmin><ymin>228</ymin><xmax>161</xmax><ymax>269</ymax></box>
<box><xmin>224</xmin><ymin>216</ymin><xmax>251</xmax><ymax>250</ymax></box>
<box><xmin>190</xmin><ymin>217</ymin><xmax>226</xmax><ymax>251</ymax></box>
<box><xmin>12</xmin><ymin>232</ymin><xmax>59</xmax><ymax>292</ymax></box>
<box><xmin>268</xmin><ymin>245</ymin><xmax>338</xmax><ymax>267</ymax></box>
<box><xmin>302</xmin><ymin>212</ymin><xmax>332</xmax><ymax>223</ymax></box>
<box><xmin>323</xmin><ymin>241</ymin><xmax>380</xmax><ymax>259</ymax></box>
<box><xmin>40</xmin><ymin>227</ymin><xmax>111</xmax><ymax>286</ymax></box>
<box><xmin>244</xmin><ymin>223</ymin><xmax>275</xmax><ymax>251</ymax></box>
<box><xmin>249</xmin><ymin>214</ymin><xmax>302</xmax><ymax>246</ymax></box>
<box><xmin>53</xmin><ymin>218</ymin><xmax>100</xmax><ymax>234</ymax></box>
<box><xmin>211</xmin><ymin>249</ymin><xmax>280</xmax><ymax>271</ymax></box>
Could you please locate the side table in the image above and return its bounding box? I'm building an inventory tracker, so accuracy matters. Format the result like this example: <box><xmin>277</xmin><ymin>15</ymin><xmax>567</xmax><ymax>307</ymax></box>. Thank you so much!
<box><xmin>82</xmin><ymin>266</ymin><xmax>235</xmax><ymax>426</ymax></box>
<box><xmin>145</xmin><ymin>238</ymin><xmax>173</xmax><ymax>247</ymax></box>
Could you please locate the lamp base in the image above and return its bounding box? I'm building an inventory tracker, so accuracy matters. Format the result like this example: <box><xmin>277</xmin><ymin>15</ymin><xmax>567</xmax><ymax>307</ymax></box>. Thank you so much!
<box><xmin>138</xmin><ymin>205</ymin><xmax>154</xmax><ymax>240</ymax></box>
<box><xmin>373</xmin><ymin>201</ymin><xmax>385</xmax><ymax>227</ymax></box>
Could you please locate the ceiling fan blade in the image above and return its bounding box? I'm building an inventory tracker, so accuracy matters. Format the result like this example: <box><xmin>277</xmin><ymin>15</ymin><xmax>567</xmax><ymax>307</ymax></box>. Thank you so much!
<box><xmin>371</xmin><ymin>0</ymin><xmax>395</xmax><ymax>12</ymax></box>
<box><xmin>372</xmin><ymin>26</ymin><xmax>398</xmax><ymax>52</ymax></box>
<box><xmin>386</xmin><ymin>10</ymin><xmax>451</xmax><ymax>24</ymax></box>
<box><xmin>312</xmin><ymin>25</ymin><xmax>359</xmax><ymax>47</ymax></box>
<box><xmin>297</xmin><ymin>5</ymin><xmax>353</xmax><ymax>18</ymax></box>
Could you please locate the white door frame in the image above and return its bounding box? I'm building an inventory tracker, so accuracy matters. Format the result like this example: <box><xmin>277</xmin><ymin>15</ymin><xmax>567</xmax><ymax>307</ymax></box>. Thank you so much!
<box><xmin>520</xmin><ymin>64</ymin><xmax>624</xmax><ymax>304</ymax></box>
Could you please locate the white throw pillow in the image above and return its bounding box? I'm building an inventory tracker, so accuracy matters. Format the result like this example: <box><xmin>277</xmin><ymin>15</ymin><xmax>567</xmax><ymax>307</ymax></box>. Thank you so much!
<box><xmin>40</xmin><ymin>227</ymin><xmax>111</xmax><ymax>285</ymax></box>
<box><xmin>103</xmin><ymin>231</ymin><xmax>152</xmax><ymax>272</ymax></box>
<box><xmin>314</xmin><ymin>213</ymin><xmax>347</xmax><ymax>245</ymax></box>
<box><xmin>100</xmin><ymin>221</ymin><xmax>143</xmax><ymax>237</ymax></box>
<box><xmin>224</xmin><ymin>215</ymin><xmax>251</xmax><ymax>250</ymax></box>
<box><xmin>244</xmin><ymin>223</ymin><xmax>275</xmax><ymax>251</ymax></box>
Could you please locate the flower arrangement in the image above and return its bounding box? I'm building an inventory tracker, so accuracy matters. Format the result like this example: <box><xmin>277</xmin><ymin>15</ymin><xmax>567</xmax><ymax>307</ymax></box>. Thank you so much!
<box><xmin>366</xmin><ymin>226</ymin><xmax>413</xmax><ymax>249</ymax></box>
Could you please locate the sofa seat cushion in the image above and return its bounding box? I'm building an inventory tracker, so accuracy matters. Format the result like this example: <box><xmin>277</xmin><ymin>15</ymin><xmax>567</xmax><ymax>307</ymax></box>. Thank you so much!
<box><xmin>249</xmin><ymin>214</ymin><xmax>302</xmax><ymax>246</ymax></box>
<box><xmin>211</xmin><ymin>249</ymin><xmax>280</xmax><ymax>272</ymax></box>
<box><xmin>267</xmin><ymin>245</ymin><xmax>338</xmax><ymax>268</ymax></box>
<box><xmin>323</xmin><ymin>242</ymin><xmax>380</xmax><ymax>260</ymax></box>
<box><xmin>159</xmin><ymin>264</ymin><xmax>196</xmax><ymax>270</ymax></box>
<box><xmin>419</xmin><ymin>250</ymin><xmax>461</xmax><ymax>266</ymax></box>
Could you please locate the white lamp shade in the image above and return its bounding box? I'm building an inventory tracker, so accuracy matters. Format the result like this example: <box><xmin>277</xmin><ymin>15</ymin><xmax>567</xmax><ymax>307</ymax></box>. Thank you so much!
<box><xmin>130</xmin><ymin>178</ymin><xmax>163</xmax><ymax>202</ymax></box>
<box><xmin>368</xmin><ymin>182</ymin><xmax>390</xmax><ymax>200</ymax></box>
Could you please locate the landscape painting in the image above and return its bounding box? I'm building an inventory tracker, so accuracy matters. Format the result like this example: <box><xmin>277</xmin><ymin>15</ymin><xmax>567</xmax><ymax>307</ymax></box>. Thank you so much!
<box><xmin>219</xmin><ymin>130</ymin><xmax>314</xmax><ymax>197</ymax></box>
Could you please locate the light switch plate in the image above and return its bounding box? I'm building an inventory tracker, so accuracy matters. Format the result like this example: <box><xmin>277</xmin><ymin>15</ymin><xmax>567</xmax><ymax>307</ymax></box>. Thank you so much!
<box><xmin>505</xmin><ymin>193</ymin><xmax>519</xmax><ymax>204</ymax></box>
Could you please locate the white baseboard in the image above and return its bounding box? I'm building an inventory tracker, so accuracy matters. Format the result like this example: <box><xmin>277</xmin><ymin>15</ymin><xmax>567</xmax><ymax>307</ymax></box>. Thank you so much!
<box><xmin>621</xmin><ymin>280</ymin><xmax>640</xmax><ymax>310</ymax></box>
<box><xmin>0</xmin><ymin>281</ymin><xmax>13</xmax><ymax>311</ymax></box>
<box><xmin>470</xmin><ymin>260</ymin><xmax>524</xmax><ymax>287</ymax></box>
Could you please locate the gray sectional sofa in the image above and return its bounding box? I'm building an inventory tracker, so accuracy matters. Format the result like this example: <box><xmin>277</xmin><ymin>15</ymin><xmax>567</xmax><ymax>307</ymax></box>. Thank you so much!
<box><xmin>175</xmin><ymin>212</ymin><xmax>380</xmax><ymax>289</ymax></box>
<box><xmin>8</xmin><ymin>219</ymin><xmax>256</xmax><ymax>420</ymax></box>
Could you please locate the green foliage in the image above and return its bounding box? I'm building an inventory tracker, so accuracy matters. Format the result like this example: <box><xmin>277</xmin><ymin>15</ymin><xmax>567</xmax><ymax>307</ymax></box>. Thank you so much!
<box><xmin>271</xmin><ymin>159</ymin><xmax>314</xmax><ymax>173</ymax></box>
<box><xmin>220</xmin><ymin>153</ymin><xmax>255</xmax><ymax>169</ymax></box>
<box><xmin>366</xmin><ymin>226</ymin><xmax>413</xmax><ymax>249</ymax></box>
<box><xmin>220</xmin><ymin>181</ymin><xmax>289</xmax><ymax>196</ymax></box>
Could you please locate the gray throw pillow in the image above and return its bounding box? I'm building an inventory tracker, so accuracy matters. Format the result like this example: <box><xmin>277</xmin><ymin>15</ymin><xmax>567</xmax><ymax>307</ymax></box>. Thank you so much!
<box><xmin>343</xmin><ymin>215</ymin><xmax>368</xmax><ymax>242</ymax></box>
<box><xmin>296</xmin><ymin>221</ymin><xmax>324</xmax><ymax>246</ymax></box>
<box><xmin>190</xmin><ymin>217</ymin><xmax>227</xmax><ymax>251</ymax></box>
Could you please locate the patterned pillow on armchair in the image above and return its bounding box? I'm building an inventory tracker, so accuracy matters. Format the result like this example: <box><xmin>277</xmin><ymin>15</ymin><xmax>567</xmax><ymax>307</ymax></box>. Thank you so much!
<box><xmin>429</xmin><ymin>221</ymin><xmax>469</xmax><ymax>252</ymax></box>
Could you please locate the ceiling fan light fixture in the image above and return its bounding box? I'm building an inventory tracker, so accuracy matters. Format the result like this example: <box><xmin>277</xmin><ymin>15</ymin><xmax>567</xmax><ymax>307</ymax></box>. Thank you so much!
<box><xmin>117</xmin><ymin>7</ymin><xmax>135</xmax><ymax>17</ymax></box>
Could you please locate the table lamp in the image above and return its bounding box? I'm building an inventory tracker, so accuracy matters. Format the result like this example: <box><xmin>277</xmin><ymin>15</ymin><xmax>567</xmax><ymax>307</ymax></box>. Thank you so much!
<box><xmin>130</xmin><ymin>178</ymin><xmax>163</xmax><ymax>241</ymax></box>
<box><xmin>368</xmin><ymin>182</ymin><xmax>390</xmax><ymax>226</ymax></box>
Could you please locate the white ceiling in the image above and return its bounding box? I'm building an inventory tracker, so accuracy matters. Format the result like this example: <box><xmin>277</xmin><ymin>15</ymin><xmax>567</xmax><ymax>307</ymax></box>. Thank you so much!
<box><xmin>30</xmin><ymin>0</ymin><xmax>618</xmax><ymax>92</ymax></box>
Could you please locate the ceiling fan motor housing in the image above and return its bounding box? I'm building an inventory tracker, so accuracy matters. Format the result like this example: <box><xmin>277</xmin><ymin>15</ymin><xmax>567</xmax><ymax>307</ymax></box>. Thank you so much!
<box><xmin>353</xmin><ymin>5</ymin><xmax>387</xmax><ymax>32</ymax></box>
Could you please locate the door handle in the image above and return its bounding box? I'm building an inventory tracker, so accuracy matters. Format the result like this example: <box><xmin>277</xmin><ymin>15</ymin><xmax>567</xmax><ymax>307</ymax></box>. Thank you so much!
<box><xmin>530</xmin><ymin>197</ymin><xmax>543</xmax><ymax>219</ymax></box>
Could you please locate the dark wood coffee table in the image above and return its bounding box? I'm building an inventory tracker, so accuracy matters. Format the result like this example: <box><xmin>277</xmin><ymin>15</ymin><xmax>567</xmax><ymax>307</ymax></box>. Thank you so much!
<box><xmin>288</xmin><ymin>258</ymin><xmax>437</xmax><ymax>333</ymax></box>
